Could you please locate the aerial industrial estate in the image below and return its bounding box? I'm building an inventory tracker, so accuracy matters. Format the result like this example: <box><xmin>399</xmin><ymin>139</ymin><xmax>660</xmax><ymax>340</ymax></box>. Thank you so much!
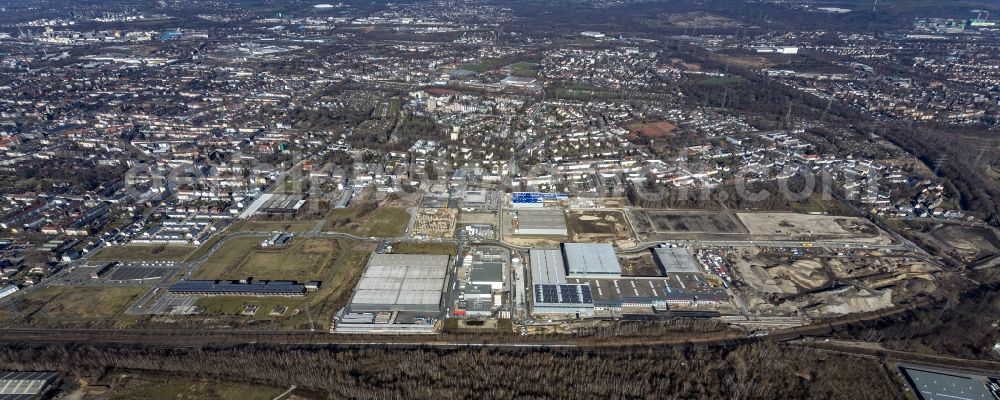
<box><xmin>0</xmin><ymin>0</ymin><xmax>997</xmax><ymax>398</ymax></box>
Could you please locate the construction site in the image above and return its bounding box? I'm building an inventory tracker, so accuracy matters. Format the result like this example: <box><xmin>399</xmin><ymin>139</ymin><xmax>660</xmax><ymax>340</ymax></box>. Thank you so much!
<box><xmin>566</xmin><ymin>210</ymin><xmax>636</xmax><ymax>247</ymax></box>
<box><xmin>722</xmin><ymin>246</ymin><xmax>944</xmax><ymax>319</ymax></box>
<box><xmin>410</xmin><ymin>208</ymin><xmax>458</xmax><ymax>239</ymax></box>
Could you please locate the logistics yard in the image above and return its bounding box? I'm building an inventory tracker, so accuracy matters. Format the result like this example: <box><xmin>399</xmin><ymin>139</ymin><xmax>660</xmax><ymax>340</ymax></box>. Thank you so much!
<box><xmin>335</xmin><ymin>253</ymin><xmax>451</xmax><ymax>334</ymax></box>
<box><xmin>0</xmin><ymin>160</ymin><xmax>973</xmax><ymax>337</ymax></box>
<box><xmin>526</xmin><ymin>244</ymin><xmax>732</xmax><ymax>320</ymax></box>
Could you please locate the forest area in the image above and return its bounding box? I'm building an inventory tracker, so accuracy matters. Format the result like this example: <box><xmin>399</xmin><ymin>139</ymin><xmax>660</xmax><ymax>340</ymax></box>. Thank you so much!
<box><xmin>834</xmin><ymin>269</ymin><xmax>1000</xmax><ymax>361</ymax></box>
<box><xmin>0</xmin><ymin>342</ymin><xmax>902</xmax><ymax>399</ymax></box>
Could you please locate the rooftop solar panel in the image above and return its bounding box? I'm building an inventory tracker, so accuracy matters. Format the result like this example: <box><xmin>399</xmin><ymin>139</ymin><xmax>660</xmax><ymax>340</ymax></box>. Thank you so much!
<box><xmin>169</xmin><ymin>280</ymin><xmax>306</xmax><ymax>295</ymax></box>
<box><xmin>534</xmin><ymin>284</ymin><xmax>595</xmax><ymax>306</ymax></box>
<box><xmin>559</xmin><ymin>285</ymin><xmax>580</xmax><ymax>303</ymax></box>
<box><xmin>580</xmin><ymin>285</ymin><xmax>593</xmax><ymax>303</ymax></box>
<box><xmin>542</xmin><ymin>284</ymin><xmax>559</xmax><ymax>303</ymax></box>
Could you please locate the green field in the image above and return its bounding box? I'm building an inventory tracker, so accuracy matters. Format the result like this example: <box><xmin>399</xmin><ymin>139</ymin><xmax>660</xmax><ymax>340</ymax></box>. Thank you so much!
<box><xmin>392</xmin><ymin>242</ymin><xmax>458</xmax><ymax>256</ymax></box>
<box><xmin>191</xmin><ymin>237</ymin><xmax>340</xmax><ymax>281</ymax></box>
<box><xmin>90</xmin><ymin>245</ymin><xmax>195</xmax><ymax>262</ymax></box>
<box><xmin>325</xmin><ymin>206</ymin><xmax>410</xmax><ymax>237</ymax></box>
<box><xmin>191</xmin><ymin>237</ymin><xmax>261</xmax><ymax>279</ymax></box>
<box><xmin>12</xmin><ymin>286</ymin><xmax>147</xmax><ymax>323</ymax></box>
<box><xmin>459</xmin><ymin>58</ymin><xmax>504</xmax><ymax>73</ymax></box>
<box><xmin>227</xmin><ymin>220</ymin><xmax>317</xmax><ymax>233</ymax></box>
<box><xmin>195</xmin><ymin>240</ymin><xmax>370</xmax><ymax>329</ymax></box>
<box><xmin>508</xmin><ymin>61</ymin><xmax>540</xmax><ymax>77</ymax></box>
<box><xmin>183</xmin><ymin>234</ymin><xmax>226</xmax><ymax>262</ymax></box>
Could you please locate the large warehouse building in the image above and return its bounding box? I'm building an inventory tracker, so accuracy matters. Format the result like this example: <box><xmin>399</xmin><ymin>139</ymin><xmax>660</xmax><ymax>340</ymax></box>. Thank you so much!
<box><xmin>527</xmin><ymin>244</ymin><xmax>730</xmax><ymax>317</ymax></box>
<box><xmin>347</xmin><ymin>254</ymin><xmax>450</xmax><ymax>313</ymax></box>
<box><xmin>513</xmin><ymin>209</ymin><xmax>568</xmax><ymax>236</ymax></box>
<box><xmin>653</xmin><ymin>247</ymin><xmax>702</xmax><ymax>274</ymax></box>
<box><xmin>336</xmin><ymin>253</ymin><xmax>451</xmax><ymax>334</ymax></box>
<box><xmin>529</xmin><ymin>249</ymin><xmax>595</xmax><ymax>317</ymax></box>
<box><xmin>563</xmin><ymin>243</ymin><xmax>622</xmax><ymax>277</ymax></box>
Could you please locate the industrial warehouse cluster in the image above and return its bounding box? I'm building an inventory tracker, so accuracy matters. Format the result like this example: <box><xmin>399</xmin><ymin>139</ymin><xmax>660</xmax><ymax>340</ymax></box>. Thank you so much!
<box><xmin>528</xmin><ymin>244</ymin><xmax>729</xmax><ymax>318</ymax></box>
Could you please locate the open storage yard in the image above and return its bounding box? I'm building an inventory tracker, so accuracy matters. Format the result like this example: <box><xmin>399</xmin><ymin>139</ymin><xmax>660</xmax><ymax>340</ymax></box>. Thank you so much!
<box><xmin>631</xmin><ymin>210</ymin><xmax>749</xmax><ymax>240</ymax></box>
<box><xmin>737</xmin><ymin>212</ymin><xmax>890</xmax><ymax>244</ymax></box>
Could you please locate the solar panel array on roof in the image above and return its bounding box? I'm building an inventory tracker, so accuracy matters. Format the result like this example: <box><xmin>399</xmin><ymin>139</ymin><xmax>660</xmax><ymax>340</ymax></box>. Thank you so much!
<box><xmin>580</xmin><ymin>285</ymin><xmax>593</xmax><ymax>303</ymax></box>
<box><xmin>566</xmin><ymin>276</ymin><xmax>730</xmax><ymax>306</ymax></box>
<box><xmin>533</xmin><ymin>284</ymin><xmax>594</xmax><ymax>306</ymax></box>
<box><xmin>169</xmin><ymin>280</ymin><xmax>305</xmax><ymax>296</ymax></box>
<box><xmin>538</xmin><ymin>284</ymin><xmax>558</xmax><ymax>303</ymax></box>
<box><xmin>560</xmin><ymin>285</ymin><xmax>580</xmax><ymax>303</ymax></box>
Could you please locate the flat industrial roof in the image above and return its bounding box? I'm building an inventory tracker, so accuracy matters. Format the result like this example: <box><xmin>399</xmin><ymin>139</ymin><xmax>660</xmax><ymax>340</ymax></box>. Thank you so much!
<box><xmin>465</xmin><ymin>190</ymin><xmax>486</xmax><ymax>203</ymax></box>
<box><xmin>530</xmin><ymin>248</ymin><xmax>567</xmax><ymax>285</ymax></box>
<box><xmin>349</xmin><ymin>253</ymin><xmax>450</xmax><ymax>312</ymax></box>
<box><xmin>653</xmin><ymin>247</ymin><xmax>702</xmax><ymax>274</ymax></box>
<box><xmin>563</xmin><ymin>243</ymin><xmax>621</xmax><ymax>276</ymax></box>
<box><xmin>566</xmin><ymin>274</ymin><xmax>729</xmax><ymax>305</ymax></box>
<box><xmin>534</xmin><ymin>283</ymin><xmax>594</xmax><ymax>306</ymax></box>
<box><xmin>901</xmin><ymin>367</ymin><xmax>996</xmax><ymax>400</ymax></box>
<box><xmin>470</xmin><ymin>262</ymin><xmax>503</xmax><ymax>283</ymax></box>
<box><xmin>517</xmin><ymin>209</ymin><xmax>567</xmax><ymax>230</ymax></box>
